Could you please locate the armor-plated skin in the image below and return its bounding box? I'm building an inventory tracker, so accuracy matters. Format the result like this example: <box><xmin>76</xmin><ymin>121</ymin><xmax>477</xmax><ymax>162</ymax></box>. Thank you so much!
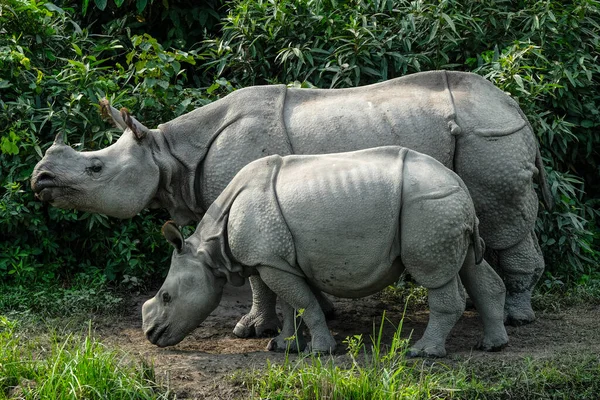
<box><xmin>142</xmin><ymin>147</ymin><xmax>509</xmax><ymax>357</ymax></box>
<box><xmin>32</xmin><ymin>71</ymin><xmax>552</xmax><ymax>335</ymax></box>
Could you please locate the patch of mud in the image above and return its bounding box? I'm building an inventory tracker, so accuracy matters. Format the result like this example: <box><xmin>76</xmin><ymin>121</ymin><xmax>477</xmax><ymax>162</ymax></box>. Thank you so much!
<box><xmin>94</xmin><ymin>283</ymin><xmax>600</xmax><ymax>399</ymax></box>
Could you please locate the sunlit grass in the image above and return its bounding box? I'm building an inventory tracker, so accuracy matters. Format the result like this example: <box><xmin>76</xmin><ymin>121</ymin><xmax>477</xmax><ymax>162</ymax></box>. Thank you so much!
<box><xmin>0</xmin><ymin>316</ymin><xmax>170</xmax><ymax>400</ymax></box>
<box><xmin>241</xmin><ymin>302</ymin><xmax>600</xmax><ymax>400</ymax></box>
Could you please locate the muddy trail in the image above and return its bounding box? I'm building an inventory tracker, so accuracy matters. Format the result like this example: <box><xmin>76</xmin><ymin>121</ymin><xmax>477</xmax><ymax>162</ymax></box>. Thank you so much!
<box><xmin>92</xmin><ymin>283</ymin><xmax>600</xmax><ymax>399</ymax></box>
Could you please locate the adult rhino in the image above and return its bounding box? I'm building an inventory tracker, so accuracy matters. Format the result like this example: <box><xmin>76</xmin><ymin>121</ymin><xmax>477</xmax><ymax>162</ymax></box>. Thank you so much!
<box><xmin>31</xmin><ymin>70</ymin><xmax>552</xmax><ymax>332</ymax></box>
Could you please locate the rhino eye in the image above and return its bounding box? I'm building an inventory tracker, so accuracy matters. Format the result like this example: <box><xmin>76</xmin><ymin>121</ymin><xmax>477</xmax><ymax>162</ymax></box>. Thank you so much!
<box><xmin>162</xmin><ymin>292</ymin><xmax>171</xmax><ymax>303</ymax></box>
<box><xmin>86</xmin><ymin>161</ymin><xmax>103</xmax><ymax>175</ymax></box>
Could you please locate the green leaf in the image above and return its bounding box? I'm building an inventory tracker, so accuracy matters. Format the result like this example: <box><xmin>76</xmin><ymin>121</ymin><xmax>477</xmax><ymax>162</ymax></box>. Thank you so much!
<box><xmin>427</xmin><ymin>21</ymin><xmax>439</xmax><ymax>44</ymax></box>
<box><xmin>44</xmin><ymin>3</ymin><xmax>65</xmax><ymax>14</ymax></box>
<box><xmin>136</xmin><ymin>0</ymin><xmax>148</xmax><ymax>13</ymax></box>
<box><xmin>206</xmin><ymin>82</ymin><xmax>220</xmax><ymax>95</ymax></box>
<box><xmin>441</xmin><ymin>13</ymin><xmax>457</xmax><ymax>35</ymax></box>
<box><xmin>94</xmin><ymin>0</ymin><xmax>108</xmax><ymax>11</ymax></box>
<box><xmin>82</xmin><ymin>0</ymin><xmax>89</xmax><ymax>16</ymax></box>
<box><xmin>72</xmin><ymin>43</ymin><xmax>82</xmax><ymax>57</ymax></box>
<box><xmin>564</xmin><ymin>69</ymin><xmax>576</xmax><ymax>87</ymax></box>
<box><xmin>114</xmin><ymin>0</ymin><xmax>126</xmax><ymax>6</ymax></box>
<box><xmin>581</xmin><ymin>120</ymin><xmax>594</xmax><ymax>128</ymax></box>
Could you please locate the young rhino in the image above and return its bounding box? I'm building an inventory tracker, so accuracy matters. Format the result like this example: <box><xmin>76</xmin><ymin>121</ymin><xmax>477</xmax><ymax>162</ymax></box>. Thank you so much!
<box><xmin>142</xmin><ymin>146</ymin><xmax>509</xmax><ymax>357</ymax></box>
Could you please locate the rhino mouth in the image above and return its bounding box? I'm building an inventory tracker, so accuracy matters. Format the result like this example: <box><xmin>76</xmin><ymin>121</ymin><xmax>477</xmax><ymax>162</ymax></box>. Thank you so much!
<box><xmin>32</xmin><ymin>176</ymin><xmax>79</xmax><ymax>205</ymax></box>
<box><xmin>35</xmin><ymin>187</ymin><xmax>57</xmax><ymax>203</ymax></box>
<box><xmin>32</xmin><ymin>174</ymin><xmax>62</xmax><ymax>203</ymax></box>
<box><xmin>35</xmin><ymin>186</ymin><xmax>78</xmax><ymax>206</ymax></box>
<box><xmin>145</xmin><ymin>323</ymin><xmax>170</xmax><ymax>347</ymax></box>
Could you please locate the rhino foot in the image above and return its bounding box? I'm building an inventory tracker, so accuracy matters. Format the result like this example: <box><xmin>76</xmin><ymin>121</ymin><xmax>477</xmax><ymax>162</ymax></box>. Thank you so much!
<box><xmin>233</xmin><ymin>312</ymin><xmax>281</xmax><ymax>338</ymax></box>
<box><xmin>267</xmin><ymin>334</ymin><xmax>306</xmax><ymax>353</ymax></box>
<box><xmin>504</xmin><ymin>292</ymin><xmax>536</xmax><ymax>326</ymax></box>
<box><xmin>306</xmin><ymin>335</ymin><xmax>337</xmax><ymax>355</ymax></box>
<box><xmin>476</xmin><ymin>333</ymin><xmax>509</xmax><ymax>352</ymax></box>
<box><xmin>407</xmin><ymin>339</ymin><xmax>446</xmax><ymax>358</ymax></box>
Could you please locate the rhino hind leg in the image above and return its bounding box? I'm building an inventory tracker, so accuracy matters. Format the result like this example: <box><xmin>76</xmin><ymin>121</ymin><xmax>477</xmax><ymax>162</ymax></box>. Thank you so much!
<box><xmin>233</xmin><ymin>276</ymin><xmax>281</xmax><ymax>338</ymax></box>
<box><xmin>497</xmin><ymin>229</ymin><xmax>545</xmax><ymax>326</ymax></box>
<box><xmin>312</xmin><ymin>286</ymin><xmax>335</xmax><ymax>319</ymax></box>
<box><xmin>407</xmin><ymin>275</ymin><xmax>466</xmax><ymax>358</ymax></box>
<box><xmin>458</xmin><ymin>250</ymin><xmax>508</xmax><ymax>351</ymax></box>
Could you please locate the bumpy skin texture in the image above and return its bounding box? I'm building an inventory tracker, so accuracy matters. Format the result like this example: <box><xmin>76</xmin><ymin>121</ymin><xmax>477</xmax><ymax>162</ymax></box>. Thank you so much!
<box><xmin>142</xmin><ymin>147</ymin><xmax>509</xmax><ymax>357</ymax></box>
<box><xmin>31</xmin><ymin>71</ymin><xmax>551</xmax><ymax>333</ymax></box>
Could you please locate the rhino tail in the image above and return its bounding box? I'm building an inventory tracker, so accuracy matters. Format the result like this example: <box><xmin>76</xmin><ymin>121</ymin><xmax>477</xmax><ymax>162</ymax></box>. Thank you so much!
<box><xmin>472</xmin><ymin>217</ymin><xmax>485</xmax><ymax>265</ymax></box>
<box><xmin>535</xmin><ymin>146</ymin><xmax>554</xmax><ymax>211</ymax></box>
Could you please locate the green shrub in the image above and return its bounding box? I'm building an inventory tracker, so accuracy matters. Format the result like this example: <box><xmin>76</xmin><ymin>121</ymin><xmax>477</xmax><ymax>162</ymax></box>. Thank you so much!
<box><xmin>1</xmin><ymin>0</ymin><xmax>598</xmax><ymax>288</ymax></box>
<box><xmin>0</xmin><ymin>0</ymin><xmax>208</xmax><ymax>286</ymax></box>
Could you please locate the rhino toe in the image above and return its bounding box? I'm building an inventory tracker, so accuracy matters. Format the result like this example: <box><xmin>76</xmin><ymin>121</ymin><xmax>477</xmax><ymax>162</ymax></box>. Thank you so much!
<box><xmin>233</xmin><ymin>312</ymin><xmax>281</xmax><ymax>338</ymax></box>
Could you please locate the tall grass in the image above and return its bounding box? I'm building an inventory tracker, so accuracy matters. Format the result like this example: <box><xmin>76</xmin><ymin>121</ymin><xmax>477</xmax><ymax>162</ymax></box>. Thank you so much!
<box><xmin>0</xmin><ymin>317</ymin><xmax>169</xmax><ymax>400</ymax></box>
<box><xmin>244</xmin><ymin>312</ymin><xmax>473</xmax><ymax>399</ymax></box>
<box><xmin>242</xmin><ymin>309</ymin><xmax>600</xmax><ymax>399</ymax></box>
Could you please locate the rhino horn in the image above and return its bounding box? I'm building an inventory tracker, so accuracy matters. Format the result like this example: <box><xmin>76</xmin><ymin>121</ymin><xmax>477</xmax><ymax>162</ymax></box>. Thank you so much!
<box><xmin>120</xmin><ymin>107</ymin><xmax>149</xmax><ymax>141</ymax></box>
<box><xmin>99</xmin><ymin>98</ymin><xmax>127</xmax><ymax>131</ymax></box>
<box><xmin>53</xmin><ymin>132</ymin><xmax>64</xmax><ymax>145</ymax></box>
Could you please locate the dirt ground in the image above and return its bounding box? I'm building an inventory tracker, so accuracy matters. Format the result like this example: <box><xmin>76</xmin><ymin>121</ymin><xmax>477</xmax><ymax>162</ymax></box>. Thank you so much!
<box><xmin>94</xmin><ymin>282</ymin><xmax>600</xmax><ymax>400</ymax></box>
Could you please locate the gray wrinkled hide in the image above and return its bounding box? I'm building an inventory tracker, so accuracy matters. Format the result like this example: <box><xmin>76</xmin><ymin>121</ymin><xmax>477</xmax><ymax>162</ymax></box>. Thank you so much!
<box><xmin>142</xmin><ymin>147</ymin><xmax>509</xmax><ymax>357</ymax></box>
<box><xmin>32</xmin><ymin>71</ymin><xmax>551</xmax><ymax>332</ymax></box>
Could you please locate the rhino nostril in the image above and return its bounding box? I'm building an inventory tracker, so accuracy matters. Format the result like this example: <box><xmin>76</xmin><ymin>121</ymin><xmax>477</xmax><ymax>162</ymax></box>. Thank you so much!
<box><xmin>145</xmin><ymin>325</ymin><xmax>157</xmax><ymax>339</ymax></box>
<box><xmin>37</xmin><ymin>171</ymin><xmax>56</xmax><ymax>182</ymax></box>
<box><xmin>32</xmin><ymin>171</ymin><xmax>57</xmax><ymax>192</ymax></box>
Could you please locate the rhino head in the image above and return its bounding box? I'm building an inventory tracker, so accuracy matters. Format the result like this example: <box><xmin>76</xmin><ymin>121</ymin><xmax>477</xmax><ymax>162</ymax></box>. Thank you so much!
<box><xmin>142</xmin><ymin>221</ymin><xmax>227</xmax><ymax>347</ymax></box>
<box><xmin>31</xmin><ymin>104</ymin><xmax>161</xmax><ymax>219</ymax></box>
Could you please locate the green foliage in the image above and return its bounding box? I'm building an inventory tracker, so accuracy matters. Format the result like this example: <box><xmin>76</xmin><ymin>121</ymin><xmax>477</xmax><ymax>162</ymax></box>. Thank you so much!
<box><xmin>0</xmin><ymin>0</ymin><xmax>208</xmax><ymax>287</ymax></box>
<box><xmin>0</xmin><ymin>271</ymin><xmax>123</xmax><ymax>316</ymax></box>
<box><xmin>1</xmin><ymin>0</ymin><xmax>599</xmax><ymax>288</ymax></box>
<box><xmin>0</xmin><ymin>317</ymin><xmax>170</xmax><ymax>399</ymax></box>
<box><xmin>201</xmin><ymin>0</ymin><xmax>600</xmax><ymax>280</ymax></box>
<box><xmin>72</xmin><ymin>0</ymin><xmax>224</xmax><ymax>49</ymax></box>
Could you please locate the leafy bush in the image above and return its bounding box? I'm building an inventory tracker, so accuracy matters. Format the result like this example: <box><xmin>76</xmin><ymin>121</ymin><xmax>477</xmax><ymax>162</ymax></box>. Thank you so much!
<box><xmin>201</xmin><ymin>0</ymin><xmax>600</xmax><ymax>281</ymax></box>
<box><xmin>0</xmin><ymin>0</ymin><xmax>209</xmax><ymax>286</ymax></box>
<box><xmin>1</xmin><ymin>0</ymin><xmax>598</xmax><ymax>289</ymax></box>
<box><xmin>65</xmin><ymin>0</ymin><xmax>224</xmax><ymax>49</ymax></box>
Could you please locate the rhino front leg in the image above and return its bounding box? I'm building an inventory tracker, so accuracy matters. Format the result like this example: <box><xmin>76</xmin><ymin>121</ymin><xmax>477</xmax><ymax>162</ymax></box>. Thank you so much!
<box><xmin>266</xmin><ymin>300</ymin><xmax>307</xmax><ymax>353</ymax></box>
<box><xmin>497</xmin><ymin>230</ymin><xmax>544</xmax><ymax>326</ymax></box>
<box><xmin>459</xmin><ymin>251</ymin><xmax>508</xmax><ymax>351</ymax></box>
<box><xmin>259</xmin><ymin>264</ymin><xmax>337</xmax><ymax>354</ymax></box>
<box><xmin>408</xmin><ymin>275</ymin><xmax>465</xmax><ymax>358</ymax></box>
<box><xmin>233</xmin><ymin>275</ymin><xmax>281</xmax><ymax>338</ymax></box>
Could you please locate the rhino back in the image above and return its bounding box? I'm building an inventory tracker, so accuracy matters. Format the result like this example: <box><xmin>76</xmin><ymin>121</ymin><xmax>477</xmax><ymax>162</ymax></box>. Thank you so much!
<box><xmin>283</xmin><ymin>70</ymin><xmax>457</xmax><ymax>167</ymax></box>
<box><xmin>274</xmin><ymin>147</ymin><xmax>406</xmax><ymax>297</ymax></box>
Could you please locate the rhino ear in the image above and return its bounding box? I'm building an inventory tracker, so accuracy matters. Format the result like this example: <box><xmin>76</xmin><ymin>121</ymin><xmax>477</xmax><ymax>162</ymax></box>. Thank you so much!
<box><xmin>53</xmin><ymin>132</ymin><xmax>65</xmax><ymax>145</ymax></box>
<box><xmin>99</xmin><ymin>98</ymin><xmax>127</xmax><ymax>131</ymax></box>
<box><xmin>120</xmin><ymin>107</ymin><xmax>149</xmax><ymax>141</ymax></box>
<box><xmin>162</xmin><ymin>221</ymin><xmax>184</xmax><ymax>252</ymax></box>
